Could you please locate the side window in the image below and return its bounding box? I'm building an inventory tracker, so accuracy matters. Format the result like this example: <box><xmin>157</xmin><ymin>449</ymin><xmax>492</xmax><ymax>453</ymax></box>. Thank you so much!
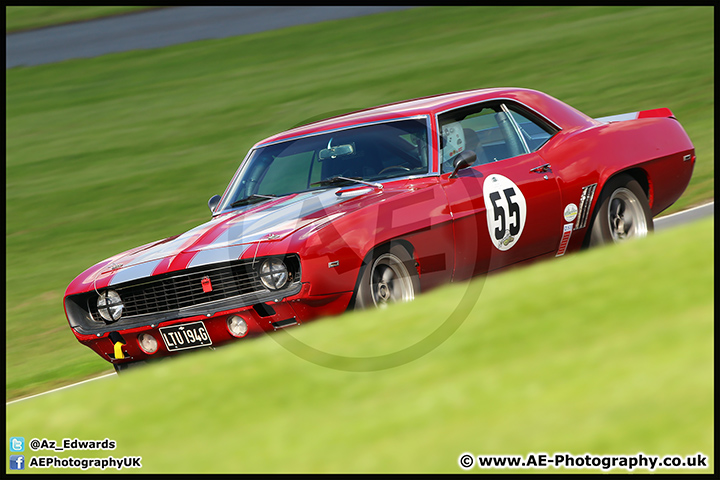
<box><xmin>439</xmin><ymin>102</ymin><xmax>528</xmax><ymax>173</ymax></box>
<box><xmin>507</xmin><ymin>106</ymin><xmax>556</xmax><ymax>151</ymax></box>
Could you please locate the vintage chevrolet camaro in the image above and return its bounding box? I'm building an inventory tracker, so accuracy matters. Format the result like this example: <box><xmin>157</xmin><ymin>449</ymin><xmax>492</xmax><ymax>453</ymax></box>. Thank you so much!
<box><xmin>63</xmin><ymin>87</ymin><xmax>695</xmax><ymax>371</ymax></box>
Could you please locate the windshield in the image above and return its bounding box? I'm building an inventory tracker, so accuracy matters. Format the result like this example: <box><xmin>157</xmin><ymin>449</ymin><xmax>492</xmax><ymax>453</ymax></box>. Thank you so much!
<box><xmin>218</xmin><ymin>118</ymin><xmax>430</xmax><ymax>212</ymax></box>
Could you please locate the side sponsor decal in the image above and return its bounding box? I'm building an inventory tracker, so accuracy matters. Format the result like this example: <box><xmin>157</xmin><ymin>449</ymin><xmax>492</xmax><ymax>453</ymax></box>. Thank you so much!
<box><xmin>563</xmin><ymin>203</ymin><xmax>578</xmax><ymax>223</ymax></box>
<box><xmin>483</xmin><ymin>175</ymin><xmax>527</xmax><ymax>251</ymax></box>
<box><xmin>556</xmin><ymin>223</ymin><xmax>574</xmax><ymax>257</ymax></box>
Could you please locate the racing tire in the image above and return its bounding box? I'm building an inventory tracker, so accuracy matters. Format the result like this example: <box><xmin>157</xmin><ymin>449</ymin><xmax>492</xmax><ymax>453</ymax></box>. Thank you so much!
<box><xmin>353</xmin><ymin>243</ymin><xmax>420</xmax><ymax>310</ymax></box>
<box><xmin>587</xmin><ymin>174</ymin><xmax>653</xmax><ymax>248</ymax></box>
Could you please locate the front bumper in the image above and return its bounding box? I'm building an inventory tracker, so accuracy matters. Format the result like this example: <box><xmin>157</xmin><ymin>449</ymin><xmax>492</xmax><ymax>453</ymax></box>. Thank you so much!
<box><xmin>74</xmin><ymin>285</ymin><xmax>354</xmax><ymax>365</ymax></box>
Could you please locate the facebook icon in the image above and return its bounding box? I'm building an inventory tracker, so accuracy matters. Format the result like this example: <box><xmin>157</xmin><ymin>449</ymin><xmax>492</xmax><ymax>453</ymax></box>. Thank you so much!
<box><xmin>10</xmin><ymin>455</ymin><xmax>25</xmax><ymax>470</ymax></box>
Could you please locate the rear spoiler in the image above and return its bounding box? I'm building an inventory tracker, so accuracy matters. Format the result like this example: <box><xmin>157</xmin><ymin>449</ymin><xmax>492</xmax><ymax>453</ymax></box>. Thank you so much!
<box><xmin>595</xmin><ymin>108</ymin><xmax>675</xmax><ymax>123</ymax></box>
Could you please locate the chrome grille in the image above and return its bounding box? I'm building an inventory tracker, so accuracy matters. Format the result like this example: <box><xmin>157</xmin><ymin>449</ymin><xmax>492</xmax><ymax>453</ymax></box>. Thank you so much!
<box><xmin>88</xmin><ymin>260</ymin><xmax>265</xmax><ymax>321</ymax></box>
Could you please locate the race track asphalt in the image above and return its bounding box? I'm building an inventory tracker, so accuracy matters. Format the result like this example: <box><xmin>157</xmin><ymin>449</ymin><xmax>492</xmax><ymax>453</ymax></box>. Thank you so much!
<box><xmin>6</xmin><ymin>6</ymin><xmax>414</xmax><ymax>68</ymax></box>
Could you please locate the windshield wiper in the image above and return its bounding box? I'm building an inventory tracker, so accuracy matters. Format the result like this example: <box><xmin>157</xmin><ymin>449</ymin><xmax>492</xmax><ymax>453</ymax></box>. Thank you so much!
<box><xmin>310</xmin><ymin>176</ymin><xmax>383</xmax><ymax>189</ymax></box>
<box><xmin>230</xmin><ymin>194</ymin><xmax>277</xmax><ymax>208</ymax></box>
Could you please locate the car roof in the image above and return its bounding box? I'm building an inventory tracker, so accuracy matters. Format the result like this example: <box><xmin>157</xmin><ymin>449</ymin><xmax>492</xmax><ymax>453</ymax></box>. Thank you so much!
<box><xmin>254</xmin><ymin>87</ymin><xmax>575</xmax><ymax>147</ymax></box>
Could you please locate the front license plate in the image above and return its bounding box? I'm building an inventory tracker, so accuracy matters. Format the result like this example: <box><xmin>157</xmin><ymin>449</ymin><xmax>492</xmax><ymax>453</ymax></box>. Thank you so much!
<box><xmin>159</xmin><ymin>321</ymin><xmax>212</xmax><ymax>352</ymax></box>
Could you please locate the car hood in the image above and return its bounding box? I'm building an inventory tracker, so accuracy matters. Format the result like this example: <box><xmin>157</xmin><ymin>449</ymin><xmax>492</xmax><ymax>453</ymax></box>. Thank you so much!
<box><xmin>68</xmin><ymin>186</ymin><xmax>384</xmax><ymax>293</ymax></box>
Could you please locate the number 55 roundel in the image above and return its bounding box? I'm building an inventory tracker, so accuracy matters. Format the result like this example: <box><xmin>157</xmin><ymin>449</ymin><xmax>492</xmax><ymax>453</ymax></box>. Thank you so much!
<box><xmin>483</xmin><ymin>174</ymin><xmax>527</xmax><ymax>251</ymax></box>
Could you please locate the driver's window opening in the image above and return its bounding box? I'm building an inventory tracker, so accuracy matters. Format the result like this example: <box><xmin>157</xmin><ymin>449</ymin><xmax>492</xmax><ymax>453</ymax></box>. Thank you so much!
<box><xmin>438</xmin><ymin>102</ymin><xmax>557</xmax><ymax>173</ymax></box>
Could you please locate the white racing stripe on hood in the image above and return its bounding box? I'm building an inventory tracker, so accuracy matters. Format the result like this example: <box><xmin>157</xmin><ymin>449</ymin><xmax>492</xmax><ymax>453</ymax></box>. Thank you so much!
<box><xmin>108</xmin><ymin>188</ymin><xmax>359</xmax><ymax>279</ymax></box>
<box><xmin>207</xmin><ymin>189</ymin><xmax>351</xmax><ymax>247</ymax></box>
<box><xmin>186</xmin><ymin>243</ymin><xmax>251</xmax><ymax>269</ymax></box>
<box><xmin>116</xmin><ymin>220</ymin><xmax>219</xmax><ymax>269</ymax></box>
<box><xmin>109</xmin><ymin>259</ymin><xmax>163</xmax><ymax>286</ymax></box>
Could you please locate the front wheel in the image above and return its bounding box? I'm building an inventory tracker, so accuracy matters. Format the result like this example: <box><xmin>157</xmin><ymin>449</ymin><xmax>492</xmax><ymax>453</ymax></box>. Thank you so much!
<box><xmin>354</xmin><ymin>243</ymin><xmax>419</xmax><ymax>309</ymax></box>
<box><xmin>587</xmin><ymin>174</ymin><xmax>653</xmax><ymax>247</ymax></box>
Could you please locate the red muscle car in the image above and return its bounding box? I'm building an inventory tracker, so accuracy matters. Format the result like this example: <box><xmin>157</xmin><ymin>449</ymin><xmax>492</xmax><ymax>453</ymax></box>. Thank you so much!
<box><xmin>63</xmin><ymin>87</ymin><xmax>695</xmax><ymax>372</ymax></box>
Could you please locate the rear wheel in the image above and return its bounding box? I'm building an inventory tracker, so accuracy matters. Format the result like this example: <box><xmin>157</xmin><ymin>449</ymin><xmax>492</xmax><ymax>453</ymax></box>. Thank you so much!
<box><xmin>354</xmin><ymin>243</ymin><xmax>419</xmax><ymax>309</ymax></box>
<box><xmin>587</xmin><ymin>174</ymin><xmax>653</xmax><ymax>247</ymax></box>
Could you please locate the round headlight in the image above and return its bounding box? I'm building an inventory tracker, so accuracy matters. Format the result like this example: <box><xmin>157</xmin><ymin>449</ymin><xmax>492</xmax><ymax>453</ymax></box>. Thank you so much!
<box><xmin>97</xmin><ymin>290</ymin><xmax>123</xmax><ymax>322</ymax></box>
<box><xmin>137</xmin><ymin>333</ymin><xmax>158</xmax><ymax>354</ymax></box>
<box><xmin>227</xmin><ymin>315</ymin><xmax>249</xmax><ymax>338</ymax></box>
<box><xmin>259</xmin><ymin>258</ymin><xmax>288</xmax><ymax>290</ymax></box>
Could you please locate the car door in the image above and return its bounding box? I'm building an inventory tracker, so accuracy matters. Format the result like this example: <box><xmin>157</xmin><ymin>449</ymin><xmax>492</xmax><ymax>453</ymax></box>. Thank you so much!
<box><xmin>437</xmin><ymin>101</ymin><xmax>563</xmax><ymax>281</ymax></box>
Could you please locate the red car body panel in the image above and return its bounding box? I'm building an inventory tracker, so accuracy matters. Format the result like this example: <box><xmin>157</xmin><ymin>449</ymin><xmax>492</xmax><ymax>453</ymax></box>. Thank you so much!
<box><xmin>63</xmin><ymin>88</ymin><xmax>695</xmax><ymax>367</ymax></box>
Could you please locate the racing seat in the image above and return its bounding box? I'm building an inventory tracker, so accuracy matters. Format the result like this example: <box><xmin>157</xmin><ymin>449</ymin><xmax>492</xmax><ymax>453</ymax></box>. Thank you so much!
<box><xmin>463</xmin><ymin>128</ymin><xmax>491</xmax><ymax>165</ymax></box>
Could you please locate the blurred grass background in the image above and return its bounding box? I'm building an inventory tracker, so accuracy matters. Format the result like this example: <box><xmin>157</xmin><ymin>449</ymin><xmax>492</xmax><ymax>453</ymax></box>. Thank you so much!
<box><xmin>5</xmin><ymin>6</ymin><xmax>713</xmax><ymax>406</ymax></box>
<box><xmin>6</xmin><ymin>217</ymin><xmax>713</xmax><ymax>473</ymax></box>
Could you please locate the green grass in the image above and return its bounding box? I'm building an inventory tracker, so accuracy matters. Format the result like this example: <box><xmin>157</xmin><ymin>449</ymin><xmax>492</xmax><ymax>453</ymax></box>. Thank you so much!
<box><xmin>5</xmin><ymin>7</ymin><xmax>714</xmax><ymax>402</ymax></box>
<box><xmin>5</xmin><ymin>6</ymin><xmax>160</xmax><ymax>33</ymax></box>
<box><xmin>6</xmin><ymin>217</ymin><xmax>713</xmax><ymax>473</ymax></box>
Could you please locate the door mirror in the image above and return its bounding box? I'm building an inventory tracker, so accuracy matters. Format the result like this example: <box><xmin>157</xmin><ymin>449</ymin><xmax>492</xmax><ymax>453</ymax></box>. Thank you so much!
<box><xmin>450</xmin><ymin>150</ymin><xmax>477</xmax><ymax>178</ymax></box>
<box><xmin>208</xmin><ymin>194</ymin><xmax>221</xmax><ymax>213</ymax></box>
